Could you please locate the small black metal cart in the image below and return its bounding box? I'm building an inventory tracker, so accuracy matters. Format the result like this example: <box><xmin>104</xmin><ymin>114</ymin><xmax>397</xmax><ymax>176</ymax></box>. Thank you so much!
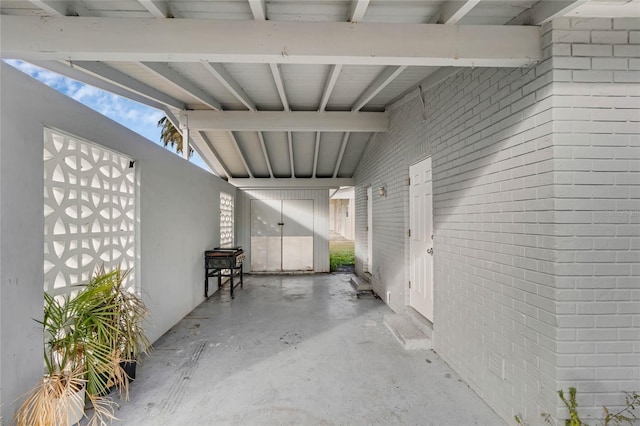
<box><xmin>204</xmin><ymin>247</ymin><xmax>245</xmax><ymax>299</ymax></box>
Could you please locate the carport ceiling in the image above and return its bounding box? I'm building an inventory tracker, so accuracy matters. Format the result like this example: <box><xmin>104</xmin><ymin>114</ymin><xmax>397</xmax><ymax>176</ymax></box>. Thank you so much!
<box><xmin>1</xmin><ymin>0</ymin><xmax>634</xmax><ymax>187</ymax></box>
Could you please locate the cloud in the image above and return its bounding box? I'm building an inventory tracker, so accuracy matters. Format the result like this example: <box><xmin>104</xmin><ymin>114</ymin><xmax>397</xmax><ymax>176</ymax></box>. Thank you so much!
<box><xmin>3</xmin><ymin>59</ymin><xmax>210</xmax><ymax>172</ymax></box>
<box><xmin>4</xmin><ymin>59</ymin><xmax>164</xmax><ymax>135</ymax></box>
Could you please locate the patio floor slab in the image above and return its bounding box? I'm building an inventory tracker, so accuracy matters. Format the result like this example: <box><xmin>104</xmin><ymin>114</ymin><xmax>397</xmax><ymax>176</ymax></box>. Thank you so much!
<box><xmin>111</xmin><ymin>273</ymin><xmax>504</xmax><ymax>425</ymax></box>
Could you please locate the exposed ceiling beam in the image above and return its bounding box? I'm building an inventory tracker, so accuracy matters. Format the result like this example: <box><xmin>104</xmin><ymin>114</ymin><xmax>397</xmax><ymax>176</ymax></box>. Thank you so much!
<box><xmin>312</xmin><ymin>132</ymin><xmax>321</xmax><ymax>178</ymax></box>
<box><xmin>138</xmin><ymin>0</ymin><xmax>169</xmax><ymax>18</ymax></box>
<box><xmin>202</xmin><ymin>61</ymin><xmax>256</xmax><ymax>111</ymax></box>
<box><xmin>564</xmin><ymin>1</ymin><xmax>640</xmax><ymax>18</ymax></box>
<box><xmin>229</xmin><ymin>177</ymin><xmax>354</xmax><ymax>189</ymax></box>
<box><xmin>319</xmin><ymin>64</ymin><xmax>342</xmax><ymax>112</ymax></box>
<box><xmin>388</xmin><ymin>66</ymin><xmax>463</xmax><ymax>108</ymax></box>
<box><xmin>190</xmin><ymin>138</ymin><xmax>220</xmax><ymax>177</ymax></box>
<box><xmin>68</xmin><ymin>61</ymin><xmax>186</xmax><ymax>110</ymax></box>
<box><xmin>70</xmin><ymin>2</ymin><xmax>91</xmax><ymax>16</ymax></box>
<box><xmin>248</xmin><ymin>0</ymin><xmax>266</xmax><ymax>20</ymax></box>
<box><xmin>164</xmin><ymin>108</ymin><xmax>228</xmax><ymax>177</ymax></box>
<box><xmin>143</xmin><ymin>63</ymin><xmax>253</xmax><ymax>178</ymax></box>
<box><xmin>160</xmin><ymin>107</ymin><xmax>180</xmax><ymax>131</ymax></box>
<box><xmin>140</xmin><ymin>62</ymin><xmax>223</xmax><ymax>110</ymax></box>
<box><xmin>28</xmin><ymin>0</ymin><xmax>66</xmax><ymax>16</ymax></box>
<box><xmin>439</xmin><ymin>1</ymin><xmax>481</xmax><ymax>24</ymax></box>
<box><xmin>195</xmin><ymin>130</ymin><xmax>231</xmax><ymax>178</ymax></box>
<box><xmin>1</xmin><ymin>17</ymin><xmax>542</xmax><ymax>67</ymax></box>
<box><xmin>349</xmin><ymin>0</ymin><xmax>370</xmax><ymax>22</ymax></box>
<box><xmin>287</xmin><ymin>131</ymin><xmax>295</xmax><ymax>178</ymax></box>
<box><xmin>184</xmin><ymin>111</ymin><xmax>388</xmax><ymax>132</ymax></box>
<box><xmin>507</xmin><ymin>0</ymin><xmax>587</xmax><ymax>25</ymax></box>
<box><xmin>231</xmin><ymin>131</ymin><xmax>254</xmax><ymax>178</ymax></box>
<box><xmin>333</xmin><ymin>132</ymin><xmax>350</xmax><ymax>178</ymax></box>
<box><xmin>360</xmin><ymin>133</ymin><xmax>375</xmax><ymax>171</ymax></box>
<box><xmin>269</xmin><ymin>63</ymin><xmax>290</xmax><ymax>111</ymax></box>
<box><xmin>352</xmin><ymin>65</ymin><xmax>406</xmax><ymax>112</ymax></box>
<box><xmin>28</xmin><ymin>0</ymin><xmax>90</xmax><ymax>17</ymax></box>
<box><xmin>419</xmin><ymin>66</ymin><xmax>463</xmax><ymax>92</ymax></box>
<box><xmin>165</xmin><ymin>104</ymin><xmax>249</xmax><ymax>179</ymax></box>
<box><xmin>257</xmin><ymin>132</ymin><xmax>274</xmax><ymax>178</ymax></box>
<box><xmin>23</xmin><ymin>60</ymin><xmax>166</xmax><ymax>111</ymax></box>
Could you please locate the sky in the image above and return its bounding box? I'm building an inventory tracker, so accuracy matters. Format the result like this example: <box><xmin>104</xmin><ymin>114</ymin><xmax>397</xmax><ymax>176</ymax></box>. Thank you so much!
<box><xmin>4</xmin><ymin>59</ymin><xmax>210</xmax><ymax>171</ymax></box>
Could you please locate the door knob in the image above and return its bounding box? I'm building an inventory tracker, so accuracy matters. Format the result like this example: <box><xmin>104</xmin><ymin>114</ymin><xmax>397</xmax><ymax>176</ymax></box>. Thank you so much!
<box><xmin>427</xmin><ymin>247</ymin><xmax>433</xmax><ymax>255</ymax></box>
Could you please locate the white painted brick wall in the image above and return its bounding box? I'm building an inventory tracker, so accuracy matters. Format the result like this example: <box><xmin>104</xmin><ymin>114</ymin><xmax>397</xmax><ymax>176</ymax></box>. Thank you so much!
<box><xmin>354</xmin><ymin>100</ymin><xmax>426</xmax><ymax>310</ymax></box>
<box><xmin>427</xmin><ymin>50</ymin><xmax>560</xmax><ymax>420</ymax></box>
<box><xmin>551</xmin><ymin>17</ymin><xmax>640</xmax><ymax>422</ymax></box>
<box><xmin>355</xmin><ymin>22</ymin><xmax>558</xmax><ymax>421</ymax></box>
<box><xmin>353</xmin><ymin>17</ymin><xmax>639</xmax><ymax>425</ymax></box>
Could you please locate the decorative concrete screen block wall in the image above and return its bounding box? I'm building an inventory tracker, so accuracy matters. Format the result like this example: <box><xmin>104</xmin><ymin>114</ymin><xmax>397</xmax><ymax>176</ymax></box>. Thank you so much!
<box><xmin>43</xmin><ymin>129</ymin><xmax>135</xmax><ymax>296</ymax></box>
<box><xmin>220</xmin><ymin>191</ymin><xmax>234</xmax><ymax>248</ymax></box>
<box><xmin>550</xmin><ymin>17</ymin><xmax>640</xmax><ymax>420</ymax></box>
<box><xmin>354</xmin><ymin>18</ymin><xmax>638</xmax><ymax>424</ymax></box>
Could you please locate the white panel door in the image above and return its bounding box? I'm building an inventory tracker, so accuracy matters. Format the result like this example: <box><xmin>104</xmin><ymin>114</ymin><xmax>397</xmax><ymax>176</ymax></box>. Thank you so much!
<box><xmin>251</xmin><ymin>199</ymin><xmax>282</xmax><ymax>272</ymax></box>
<box><xmin>282</xmin><ymin>199</ymin><xmax>314</xmax><ymax>271</ymax></box>
<box><xmin>251</xmin><ymin>199</ymin><xmax>314</xmax><ymax>272</ymax></box>
<box><xmin>409</xmin><ymin>157</ymin><xmax>434</xmax><ymax>321</ymax></box>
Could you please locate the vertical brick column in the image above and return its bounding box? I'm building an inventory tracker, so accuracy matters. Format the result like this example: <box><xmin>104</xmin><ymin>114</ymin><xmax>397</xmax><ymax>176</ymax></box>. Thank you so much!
<box><xmin>551</xmin><ymin>17</ymin><xmax>640</xmax><ymax>421</ymax></box>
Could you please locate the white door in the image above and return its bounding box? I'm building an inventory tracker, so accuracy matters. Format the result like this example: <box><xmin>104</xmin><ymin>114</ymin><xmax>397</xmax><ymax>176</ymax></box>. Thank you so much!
<box><xmin>251</xmin><ymin>199</ymin><xmax>314</xmax><ymax>272</ymax></box>
<box><xmin>251</xmin><ymin>199</ymin><xmax>282</xmax><ymax>272</ymax></box>
<box><xmin>409</xmin><ymin>157</ymin><xmax>434</xmax><ymax>321</ymax></box>
<box><xmin>282</xmin><ymin>199</ymin><xmax>314</xmax><ymax>271</ymax></box>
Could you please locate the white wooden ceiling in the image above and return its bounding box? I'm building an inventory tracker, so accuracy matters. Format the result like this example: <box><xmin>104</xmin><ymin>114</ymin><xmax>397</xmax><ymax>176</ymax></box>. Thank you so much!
<box><xmin>1</xmin><ymin>0</ymin><xmax>635</xmax><ymax>187</ymax></box>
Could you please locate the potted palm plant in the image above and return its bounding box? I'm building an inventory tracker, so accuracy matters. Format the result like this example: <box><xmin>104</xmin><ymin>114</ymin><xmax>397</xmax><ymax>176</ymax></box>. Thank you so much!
<box><xmin>13</xmin><ymin>285</ymin><xmax>118</xmax><ymax>426</ymax></box>
<box><xmin>85</xmin><ymin>266</ymin><xmax>150</xmax><ymax>399</ymax></box>
<box><xmin>13</xmin><ymin>265</ymin><xmax>150</xmax><ymax>425</ymax></box>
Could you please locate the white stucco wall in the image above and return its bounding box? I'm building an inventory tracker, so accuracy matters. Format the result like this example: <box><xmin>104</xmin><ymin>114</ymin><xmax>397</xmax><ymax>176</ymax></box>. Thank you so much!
<box><xmin>354</xmin><ymin>18</ymin><xmax>639</xmax><ymax>424</ymax></box>
<box><xmin>0</xmin><ymin>64</ymin><xmax>45</xmax><ymax>423</ymax></box>
<box><xmin>0</xmin><ymin>63</ymin><xmax>236</xmax><ymax>420</ymax></box>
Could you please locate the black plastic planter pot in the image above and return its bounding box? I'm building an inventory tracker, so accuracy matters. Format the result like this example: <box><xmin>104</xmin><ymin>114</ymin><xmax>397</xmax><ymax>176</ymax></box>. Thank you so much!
<box><xmin>96</xmin><ymin>359</ymin><xmax>137</xmax><ymax>396</ymax></box>
<box><xmin>121</xmin><ymin>359</ymin><xmax>136</xmax><ymax>381</ymax></box>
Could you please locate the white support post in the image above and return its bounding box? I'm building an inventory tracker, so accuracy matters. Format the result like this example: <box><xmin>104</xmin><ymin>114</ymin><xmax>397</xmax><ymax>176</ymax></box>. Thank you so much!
<box><xmin>179</xmin><ymin>111</ymin><xmax>190</xmax><ymax>160</ymax></box>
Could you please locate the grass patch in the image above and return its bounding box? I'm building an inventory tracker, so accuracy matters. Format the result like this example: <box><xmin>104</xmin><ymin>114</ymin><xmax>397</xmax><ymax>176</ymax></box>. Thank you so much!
<box><xmin>330</xmin><ymin>240</ymin><xmax>355</xmax><ymax>272</ymax></box>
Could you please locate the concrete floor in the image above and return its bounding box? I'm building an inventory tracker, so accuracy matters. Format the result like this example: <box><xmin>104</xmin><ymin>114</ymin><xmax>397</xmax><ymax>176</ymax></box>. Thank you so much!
<box><xmin>112</xmin><ymin>274</ymin><xmax>504</xmax><ymax>425</ymax></box>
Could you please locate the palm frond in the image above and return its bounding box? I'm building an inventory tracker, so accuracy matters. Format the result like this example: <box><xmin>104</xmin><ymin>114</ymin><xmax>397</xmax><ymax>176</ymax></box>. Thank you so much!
<box><xmin>157</xmin><ymin>115</ymin><xmax>193</xmax><ymax>157</ymax></box>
